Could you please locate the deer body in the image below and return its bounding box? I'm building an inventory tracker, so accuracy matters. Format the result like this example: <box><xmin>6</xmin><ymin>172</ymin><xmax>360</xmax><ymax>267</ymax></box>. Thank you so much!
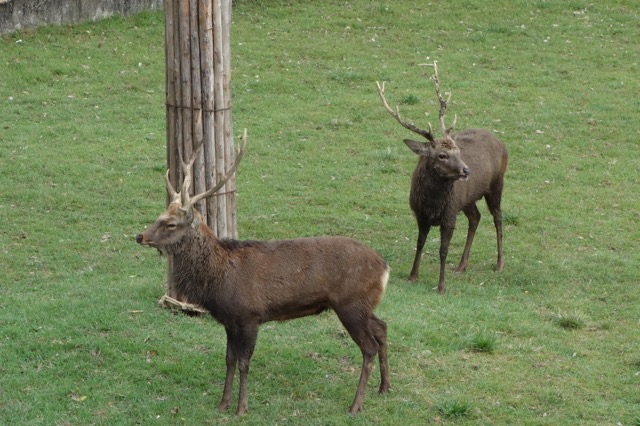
<box><xmin>377</xmin><ymin>64</ymin><xmax>508</xmax><ymax>293</ymax></box>
<box><xmin>137</xmin><ymin>134</ymin><xmax>390</xmax><ymax>415</ymax></box>
<box><xmin>161</xmin><ymin>211</ymin><xmax>389</xmax><ymax>326</ymax></box>
<box><xmin>406</xmin><ymin>128</ymin><xmax>508</xmax><ymax>293</ymax></box>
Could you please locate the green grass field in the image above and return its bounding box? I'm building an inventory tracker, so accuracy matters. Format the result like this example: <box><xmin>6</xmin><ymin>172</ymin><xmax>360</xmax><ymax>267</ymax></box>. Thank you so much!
<box><xmin>1</xmin><ymin>1</ymin><xmax>639</xmax><ymax>424</ymax></box>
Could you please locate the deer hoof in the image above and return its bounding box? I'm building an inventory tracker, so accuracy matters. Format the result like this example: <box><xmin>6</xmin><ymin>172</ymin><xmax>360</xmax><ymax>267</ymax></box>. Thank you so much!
<box><xmin>348</xmin><ymin>405</ymin><xmax>362</xmax><ymax>416</ymax></box>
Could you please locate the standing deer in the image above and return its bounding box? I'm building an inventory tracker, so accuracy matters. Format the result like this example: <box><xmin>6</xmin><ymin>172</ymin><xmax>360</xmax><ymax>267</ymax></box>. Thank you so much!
<box><xmin>136</xmin><ymin>131</ymin><xmax>391</xmax><ymax>415</ymax></box>
<box><xmin>376</xmin><ymin>63</ymin><xmax>508</xmax><ymax>293</ymax></box>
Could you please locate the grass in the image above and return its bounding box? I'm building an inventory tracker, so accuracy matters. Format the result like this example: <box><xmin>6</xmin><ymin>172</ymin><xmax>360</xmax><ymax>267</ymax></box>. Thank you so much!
<box><xmin>551</xmin><ymin>311</ymin><xmax>587</xmax><ymax>331</ymax></box>
<box><xmin>1</xmin><ymin>0</ymin><xmax>640</xmax><ymax>424</ymax></box>
<box><xmin>435</xmin><ymin>398</ymin><xmax>474</xmax><ymax>419</ymax></box>
<box><xmin>468</xmin><ymin>331</ymin><xmax>497</xmax><ymax>354</ymax></box>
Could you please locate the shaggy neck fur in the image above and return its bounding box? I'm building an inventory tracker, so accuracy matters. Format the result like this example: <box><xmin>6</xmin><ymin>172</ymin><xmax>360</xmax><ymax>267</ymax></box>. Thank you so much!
<box><xmin>410</xmin><ymin>158</ymin><xmax>458</xmax><ymax>228</ymax></box>
<box><xmin>168</xmin><ymin>222</ymin><xmax>228</xmax><ymax>312</ymax></box>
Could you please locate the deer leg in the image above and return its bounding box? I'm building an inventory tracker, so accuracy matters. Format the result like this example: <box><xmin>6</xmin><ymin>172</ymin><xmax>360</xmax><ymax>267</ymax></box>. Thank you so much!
<box><xmin>408</xmin><ymin>221</ymin><xmax>431</xmax><ymax>282</ymax></box>
<box><xmin>218</xmin><ymin>330</ymin><xmax>238</xmax><ymax>412</ymax></box>
<box><xmin>486</xmin><ymin>191</ymin><xmax>505</xmax><ymax>272</ymax></box>
<box><xmin>235</xmin><ymin>324</ymin><xmax>258</xmax><ymax>416</ymax></box>
<box><xmin>336</xmin><ymin>310</ymin><xmax>380</xmax><ymax>415</ymax></box>
<box><xmin>437</xmin><ymin>225</ymin><xmax>455</xmax><ymax>293</ymax></box>
<box><xmin>369</xmin><ymin>315</ymin><xmax>391</xmax><ymax>394</ymax></box>
<box><xmin>352</xmin><ymin>352</ymin><xmax>375</xmax><ymax>415</ymax></box>
<box><xmin>495</xmin><ymin>218</ymin><xmax>504</xmax><ymax>272</ymax></box>
<box><xmin>455</xmin><ymin>204</ymin><xmax>481</xmax><ymax>273</ymax></box>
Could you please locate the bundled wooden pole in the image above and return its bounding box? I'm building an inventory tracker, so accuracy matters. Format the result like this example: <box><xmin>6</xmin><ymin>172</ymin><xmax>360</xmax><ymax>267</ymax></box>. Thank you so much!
<box><xmin>164</xmin><ymin>0</ymin><xmax>237</xmax><ymax>306</ymax></box>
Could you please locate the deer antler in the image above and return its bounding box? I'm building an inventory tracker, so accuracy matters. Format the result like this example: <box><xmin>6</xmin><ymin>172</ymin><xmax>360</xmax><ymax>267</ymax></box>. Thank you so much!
<box><xmin>376</xmin><ymin>81</ymin><xmax>435</xmax><ymax>142</ymax></box>
<box><xmin>180</xmin><ymin>146</ymin><xmax>202</xmax><ymax>207</ymax></box>
<box><xmin>166</xmin><ymin>169</ymin><xmax>180</xmax><ymax>204</ymax></box>
<box><xmin>166</xmin><ymin>128</ymin><xmax>247</xmax><ymax>210</ymax></box>
<box><xmin>165</xmin><ymin>144</ymin><xmax>203</xmax><ymax>205</ymax></box>
<box><xmin>188</xmin><ymin>128</ymin><xmax>247</xmax><ymax>208</ymax></box>
<box><xmin>377</xmin><ymin>63</ymin><xmax>460</xmax><ymax>143</ymax></box>
<box><xmin>431</xmin><ymin>61</ymin><xmax>457</xmax><ymax>138</ymax></box>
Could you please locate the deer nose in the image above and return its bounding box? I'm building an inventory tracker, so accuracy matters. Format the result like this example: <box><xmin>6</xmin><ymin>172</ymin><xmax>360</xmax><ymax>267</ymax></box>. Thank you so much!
<box><xmin>136</xmin><ymin>234</ymin><xmax>144</xmax><ymax>244</ymax></box>
<box><xmin>462</xmin><ymin>167</ymin><xmax>470</xmax><ymax>177</ymax></box>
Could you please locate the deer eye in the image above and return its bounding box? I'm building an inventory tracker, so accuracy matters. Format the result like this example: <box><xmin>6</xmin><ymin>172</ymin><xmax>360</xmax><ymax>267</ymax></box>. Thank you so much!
<box><xmin>166</xmin><ymin>223</ymin><xmax>177</xmax><ymax>230</ymax></box>
<box><xmin>438</xmin><ymin>153</ymin><xmax>448</xmax><ymax>160</ymax></box>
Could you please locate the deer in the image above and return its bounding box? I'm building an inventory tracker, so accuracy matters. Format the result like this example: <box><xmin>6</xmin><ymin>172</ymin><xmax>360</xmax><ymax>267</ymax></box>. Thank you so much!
<box><xmin>136</xmin><ymin>130</ymin><xmax>391</xmax><ymax>416</ymax></box>
<box><xmin>376</xmin><ymin>62</ymin><xmax>508</xmax><ymax>294</ymax></box>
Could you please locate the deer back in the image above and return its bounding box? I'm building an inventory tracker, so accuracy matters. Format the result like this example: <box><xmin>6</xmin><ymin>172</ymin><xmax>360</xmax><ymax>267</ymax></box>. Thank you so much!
<box><xmin>207</xmin><ymin>236</ymin><xmax>389</xmax><ymax>323</ymax></box>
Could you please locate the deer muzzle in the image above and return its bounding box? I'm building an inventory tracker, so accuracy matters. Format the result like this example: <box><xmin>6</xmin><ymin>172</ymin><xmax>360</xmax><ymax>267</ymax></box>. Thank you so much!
<box><xmin>136</xmin><ymin>232</ymin><xmax>161</xmax><ymax>250</ymax></box>
<box><xmin>460</xmin><ymin>166</ymin><xmax>470</xmax><ymax>181</ymax></box>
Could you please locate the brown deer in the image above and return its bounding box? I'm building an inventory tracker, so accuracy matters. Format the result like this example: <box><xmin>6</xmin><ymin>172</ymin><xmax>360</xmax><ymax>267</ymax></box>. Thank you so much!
<box><xmin>377</xmin><ymin>63</ymin><xmax>508</xmax><ymax>293</ymax></box>
<box><xmin>136</xmin><ymin>131</ymin><xmax>391</xmax><ymax>415</ymax></box>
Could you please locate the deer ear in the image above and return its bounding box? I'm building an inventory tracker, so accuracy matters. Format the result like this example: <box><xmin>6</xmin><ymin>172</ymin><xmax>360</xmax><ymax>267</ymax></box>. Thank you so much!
<box><xmin>404</xmin><ymin>139</ymin><xmax>431</xmax><ymax>156</ymax></box>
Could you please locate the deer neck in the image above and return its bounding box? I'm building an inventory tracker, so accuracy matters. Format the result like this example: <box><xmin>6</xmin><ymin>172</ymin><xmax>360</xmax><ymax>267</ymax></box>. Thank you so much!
<box><xmin>410</xmin><ymin>164</ymin><xmax>457</xmax><ymax>225</ymax></box>
<box><xmin>170</xmin><ymin>222</ymin><xmax>225</xmax><ymax>265</ymax></box>
<box><xmin>414</xmin><ymin>160</ymin><xmax>457</xmax><ymax>196</ymax></box>
<box><xmin>168</xmin><ymin>222</ymin><xmax>228</xmax><ymax>304</ymax></box>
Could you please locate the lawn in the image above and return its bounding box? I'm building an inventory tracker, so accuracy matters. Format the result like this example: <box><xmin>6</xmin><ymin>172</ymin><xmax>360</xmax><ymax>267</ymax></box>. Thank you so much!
<box><xmin>1</xmin><ymin>1</ymin><xmax>639</xmax><ymax>424</ymax></box>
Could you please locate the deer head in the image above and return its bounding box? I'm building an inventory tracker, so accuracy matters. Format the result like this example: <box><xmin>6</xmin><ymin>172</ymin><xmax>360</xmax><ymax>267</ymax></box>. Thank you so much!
<box><xmin>136</xmin><ymin>129</ymin><xmax>247</xmax><ymax>253</ymax></box>
<box><xmin>377</xmin><ymin>62</ymin><xmax>469</xmax><ymax>181</ymax></box>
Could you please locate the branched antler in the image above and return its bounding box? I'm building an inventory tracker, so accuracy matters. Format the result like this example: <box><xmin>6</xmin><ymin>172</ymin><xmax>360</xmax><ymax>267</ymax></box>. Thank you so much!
<box><xmin>165</xmin><ymin>144</ymin><xmax>204</xmax><ymax>205</ymax></box>
<box><xmin>431</xmin><ymin>61</ymin><xmax>457</xmax><ymax>138</ymax></box>
<box><xmin>376</xmin><ymin>81</ymin><xmax>435</xmax><ymax>142</ymax></box>
<box><xmin>377</xmin><ymin>62</ymin><xmax>458</xmax><ymax>142</ymax></box>
<box><xmin>166</xmin><ymin>128</ymin><xmax>247</xmax><ymax>210</ymax></box>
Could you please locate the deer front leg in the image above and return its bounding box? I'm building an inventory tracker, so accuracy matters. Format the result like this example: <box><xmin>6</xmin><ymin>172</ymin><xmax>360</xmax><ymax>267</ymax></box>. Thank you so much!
<box><xmin>218</xmin><ymin>331</ymin><xmax>238</xmax><ymax>412</ymax></box>
<box><xmin>408</xmin><ymin>222</ymin><xmax>431</xmax><ymax>282</ymax></box>
<box><xmin>235</xmin><ymin>324</ymin><xmax>258</xmax><ymax>416</ymax></box>
<box><xmin>437</xmin><ymin>226</ymin><xmax>455</xmax><ymax>293</ymax></box>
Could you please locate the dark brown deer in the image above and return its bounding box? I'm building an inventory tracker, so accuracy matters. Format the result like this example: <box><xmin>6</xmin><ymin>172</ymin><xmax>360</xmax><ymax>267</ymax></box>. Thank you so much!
<box><xmin>377</xmin><ymin>63</ymin><xmax>508</xmax><ymax>293</ymax></box>
<box><xmin>136</xmin><ymin>131</ymin><xmax>391</xmax><ymax>415</ymax></box>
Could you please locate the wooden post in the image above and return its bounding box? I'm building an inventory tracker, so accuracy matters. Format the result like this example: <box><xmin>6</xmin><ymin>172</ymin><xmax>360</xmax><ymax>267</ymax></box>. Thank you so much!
<box><xmin>163</xmin><ymin>0</ymin><xmax>236</xmax><ymax>305</ymax></box>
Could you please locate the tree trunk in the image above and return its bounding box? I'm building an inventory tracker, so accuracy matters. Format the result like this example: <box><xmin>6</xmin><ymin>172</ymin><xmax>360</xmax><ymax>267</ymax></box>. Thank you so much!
<box><xmin>164</xmin><ymin>0</ymin><xmax>236</xmax><ymax>303</ymax></box>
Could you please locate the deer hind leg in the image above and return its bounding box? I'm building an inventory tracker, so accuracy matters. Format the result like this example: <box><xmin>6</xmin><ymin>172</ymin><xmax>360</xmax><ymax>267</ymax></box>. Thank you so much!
<box><xmin>486</xmin><ymin>185</ymin><xmax>505</xmax><ymax>272</ymax></box>
<box><xmin>369</xmin><ymin>315</ymin><xmax>391</xmax><ymax>394</ymax></box>
<box><xmin>408</xmin><ymin>221</ymin><xmax>431</xmax><ymax>282</ymax></box>
<box><xmin>455</xmin><ymin>204</ymin><xmax>481</xmax><ymax>273</ymax></box>
<box><xmin>336</xmin><ymin>310</ymin><xmax>381</xmax><ymax>415</ymax></box>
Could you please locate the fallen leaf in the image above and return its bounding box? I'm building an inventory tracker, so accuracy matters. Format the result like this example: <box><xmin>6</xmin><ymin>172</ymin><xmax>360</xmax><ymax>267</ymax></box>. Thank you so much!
<box><xmin>71</xmin><ymin>394</ymin><xmax>87</xmax><ymax>402</ymax></box>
